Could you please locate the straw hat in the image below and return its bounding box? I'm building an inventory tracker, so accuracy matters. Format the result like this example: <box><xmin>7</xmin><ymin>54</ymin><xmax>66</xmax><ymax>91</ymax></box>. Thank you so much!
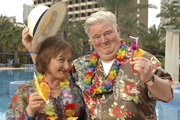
<box><xmin>28</xmin><ymin>2</ymin><xmax>67</xmax><ymax>53</ymax></box>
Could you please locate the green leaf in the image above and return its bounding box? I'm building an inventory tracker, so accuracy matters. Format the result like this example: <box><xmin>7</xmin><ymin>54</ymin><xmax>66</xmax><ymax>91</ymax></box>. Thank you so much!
<box><xmin>114</xmin><ymin>102</ymin><xmax>118</xmax><ymax>106</ymax></box>
<box><xmin>108</xmin><ymin>109</ymin><xmax>113</xmax><ymax>116</ymax></box>
<box><xmin>120</xmin><ymin>88</ymin><xmax>124</xmax><ymax>92</ymax></box>
<box><xmin>133</xmin><ymin>95</ymin><xmax>139</xmax><ymax>104</ymax></box>
<box><xmin>120</xmin><ymin>117</ymin><xmax>125</xmax><ymax>120</ymax></box>
<box><xmin>121</xmin><ymin>105</ymin><xmax>125</xmax><ymax>109</ymax></box>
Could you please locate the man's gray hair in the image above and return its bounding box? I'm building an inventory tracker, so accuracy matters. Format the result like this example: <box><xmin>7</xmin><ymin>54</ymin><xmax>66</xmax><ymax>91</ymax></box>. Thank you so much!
<box><xmin>84</xmin><ymin>11</ymin><xmax>117</xmax><ymax>37</ymax></box>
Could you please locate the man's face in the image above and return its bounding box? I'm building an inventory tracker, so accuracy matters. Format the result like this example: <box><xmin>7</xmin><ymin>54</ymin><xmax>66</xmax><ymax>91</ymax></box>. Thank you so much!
<box><xmin>89</xmin><ymin>20</ymin><xmax>120</xmax><ymax>62</ymax></box>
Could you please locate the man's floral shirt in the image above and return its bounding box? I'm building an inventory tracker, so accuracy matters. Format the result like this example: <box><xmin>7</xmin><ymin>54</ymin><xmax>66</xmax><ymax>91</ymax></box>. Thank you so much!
<box><xmin>72</xmin><ymin>51</ymin><xmax>173</xmax><ymax>120</ymax></box>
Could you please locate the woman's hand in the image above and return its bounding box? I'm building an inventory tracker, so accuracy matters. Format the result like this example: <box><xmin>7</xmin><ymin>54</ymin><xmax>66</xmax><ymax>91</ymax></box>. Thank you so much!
<box><xmin>22</xmin><ymin>27</ymin><xmax>33</xmax><ymax>51</ymax></box>
<box><xmin>26</xmin><ymin>92</ymin><xmax>45</xmax><ymax>117</ymax></box>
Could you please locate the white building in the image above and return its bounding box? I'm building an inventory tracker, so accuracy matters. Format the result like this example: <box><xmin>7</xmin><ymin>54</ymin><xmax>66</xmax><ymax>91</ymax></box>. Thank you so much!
<box><xmin>23</xmin><ymin>4</ymin><xmax>33</xmax><ymax>22</ymax></box>
<box><xmin>32</xmin><ymin>0</ymin><xmax>103</xmax><ymax>21</ymax></box>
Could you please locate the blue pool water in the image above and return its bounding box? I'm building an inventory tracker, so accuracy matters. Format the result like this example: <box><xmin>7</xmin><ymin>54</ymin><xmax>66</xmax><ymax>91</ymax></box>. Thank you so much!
<box><xmin>156</xmin><ymin>85</ymin><xmax>180</xmax><ymax>120</ymax></box>
<box><xmin>0</xmin><ymin>69</ymin><xmax>36</xmax><ymax>120</ymax></box>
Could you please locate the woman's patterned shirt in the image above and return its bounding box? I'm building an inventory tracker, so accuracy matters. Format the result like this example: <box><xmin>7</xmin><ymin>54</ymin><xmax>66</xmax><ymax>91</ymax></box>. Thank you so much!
<box><xmin>6</xmin><ymin>77</ymin><xmax>86</xmax><ymax>120</ymax></box>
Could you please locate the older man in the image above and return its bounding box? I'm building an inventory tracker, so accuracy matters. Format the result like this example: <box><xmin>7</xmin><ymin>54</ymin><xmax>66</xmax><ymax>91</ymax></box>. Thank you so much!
<box><xmin>22</xmin><ymin>11</ymin><xmax>173</xmax><ymax>120</ymax></box>
<box><xmin>72</xmin><ymin>11</ymin><xmax>173</xmax><ymax>120</ymax></box>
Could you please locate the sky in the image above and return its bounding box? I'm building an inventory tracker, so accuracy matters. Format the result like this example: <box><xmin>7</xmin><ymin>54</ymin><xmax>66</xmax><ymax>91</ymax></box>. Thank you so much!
<box><xmin>0</xmin><ymin>0</ymin><xmax>33</xmax><ymax>22</ymax></box>
<box><xmin>148</xmin><ymin>0</ymin><xmax>161</xmax><ymax>28</ymax></box>
<box><xmin>0</xmin><ymin>0</ymin><xmax>160</xmax><ymax>28</ymax></box>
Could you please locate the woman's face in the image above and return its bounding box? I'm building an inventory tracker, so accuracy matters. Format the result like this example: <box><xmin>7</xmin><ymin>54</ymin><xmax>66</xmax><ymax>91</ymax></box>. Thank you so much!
<box><xmin>47</xmin><ymin>51</ymin><xmax>73</xmax><ymax>80</ymax></box>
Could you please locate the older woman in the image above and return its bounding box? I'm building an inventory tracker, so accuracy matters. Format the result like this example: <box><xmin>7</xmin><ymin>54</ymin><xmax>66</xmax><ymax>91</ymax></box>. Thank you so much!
<box><xmin>6</xmin><ymin>36</ymin><xmax>86</xmax><ymax>120</ymax></box>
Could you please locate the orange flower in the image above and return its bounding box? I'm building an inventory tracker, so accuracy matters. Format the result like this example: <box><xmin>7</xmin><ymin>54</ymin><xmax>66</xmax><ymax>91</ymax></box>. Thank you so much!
<box><xmin>134</xmin><ymin>48</ymin><xmax>144</xmax><ymax>57</ymax></box>
<box><xmin>11</xmin><ymin>94</ymin><xmax>18</xmax><ymax>103</ymax></box>
<box><xmin>9</xmin><ymin>104</ymin><xmax>13</xmax><ymax>109</ymax></box>
<box><xmin>18</xmin><ymin>84</ymin><xmax>26</xmax><ymax>89</ymax></box>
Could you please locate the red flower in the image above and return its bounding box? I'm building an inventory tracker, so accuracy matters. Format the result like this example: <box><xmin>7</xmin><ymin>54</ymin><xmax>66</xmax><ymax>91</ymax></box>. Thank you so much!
<box><xmin>112</xmin><ymin>106</ymin><xmax>124</xmax><ymax>118</ymax></box>
<box><xmin>85</xmin><ymin>72</ymin><xmax>92</xmax><ymax>76</ymax></box>
<box><xmin>122</xmin><ymin>59</ymin><xmax>129</xmax><ymax>65</ymax></box>
<box><xmin>117</xmin><ymin>58</ymin><xmax>122</xmax><ymax>62</ymax></box>
<box><xmin>89</xmin><ymin>85</ymin><xmax>96</xmax><ymax>93</ymax></box>
<box><xmin>120</xmin><ymin>39</ymin><xmax>124</xmax><ymax>44</ymax></box>
<box><xmin>91</xmin><ymin>53</ymin><xmax>98</xmax><ymax>58</ymax></box>
<box><xmin>96</xmin><ymin>68</ymin><xmax>102</xmax><ymax>72</ymax></box>
<box><xmin>89</xmin><ymin>104</ymin><xmax>96</xmax><ymax>115</ymax></box>
<box><xmin>94</xmin><ymin>76</ymin><xmax>101</xmax><ymax>86</ymax></box>
<box><xmin>124</xmin><ymin>82</ymin><xmax>136</xmax><ymax>96</ymax></box>
<box><xmin>152</xmin><ymin>62</ymin><xmax>161</xmax><ymax>70</ymax></box>
<box><xmin>30</xmin><ymin>89</ymin><xmax>35</xmax><ymax>93</ymax></box>
<box><xmin>64</xmin><ymin>101</ymin><xmax>75</xmax><ymax>110</ymax></box>
<box><xmin>17</xmin><ymin>113</ymin><xmax>25</xmax><ymax>120</ymax></box>
<box><xmin>85</xmin><ymin>56</ymin><xmax>90</xmax><ymax>59</ymax></box>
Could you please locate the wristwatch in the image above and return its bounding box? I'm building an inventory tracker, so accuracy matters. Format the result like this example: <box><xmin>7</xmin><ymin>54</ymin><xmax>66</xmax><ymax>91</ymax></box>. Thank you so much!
<box><xmin>145</xmin><ymin>74</ymin><xmax>155</xmax><ymax>87</ymax></box>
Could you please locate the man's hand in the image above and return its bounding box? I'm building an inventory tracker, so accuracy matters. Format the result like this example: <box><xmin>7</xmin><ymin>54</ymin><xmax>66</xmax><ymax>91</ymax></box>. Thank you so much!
<box><xmin>130</xmin><ymin>57</ymin><xmax>153</xmax><ymax>83</ymax></box>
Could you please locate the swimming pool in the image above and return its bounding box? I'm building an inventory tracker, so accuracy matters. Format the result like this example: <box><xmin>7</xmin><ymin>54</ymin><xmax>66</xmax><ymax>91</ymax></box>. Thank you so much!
<box><xmin>0</xmin><ymin>69</ymin><xmax>36</xmax><ymax>120</ymax></box>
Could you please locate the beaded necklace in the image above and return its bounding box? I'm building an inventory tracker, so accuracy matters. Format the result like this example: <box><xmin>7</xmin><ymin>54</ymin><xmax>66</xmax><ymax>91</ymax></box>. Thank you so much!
<box><xmin>83</xmin><ymin>40</ymin><xmax>127</xmax><ymax>94</ymax></box>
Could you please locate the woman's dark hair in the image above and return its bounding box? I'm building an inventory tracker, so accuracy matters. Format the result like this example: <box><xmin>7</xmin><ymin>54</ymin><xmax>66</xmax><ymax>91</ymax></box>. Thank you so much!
<box><xmin>35</xmin><ymin>36</ymin><xmax>74</xmax><ymax>74</ymax></box>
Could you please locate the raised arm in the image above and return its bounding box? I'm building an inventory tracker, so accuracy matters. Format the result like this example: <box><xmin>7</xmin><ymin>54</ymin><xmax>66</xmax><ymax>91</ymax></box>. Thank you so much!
<box><xmin>22</xmin><ymin>27</ymin><xmax>37</xmax><ymax>64</ymax></box>
<box><xmin>130</xmin><ymin>56</ymin><xmax>173</xmax><ymax>102</ymax></box>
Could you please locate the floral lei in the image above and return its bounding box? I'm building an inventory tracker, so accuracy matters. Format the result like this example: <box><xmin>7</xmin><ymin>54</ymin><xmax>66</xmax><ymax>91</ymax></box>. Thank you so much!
<box><xmin>34</xmin><ymin>73</ymin><xmax>78</xmax><ymax>120</ymax></box>
<box><xmin>83</xmin><ymin>40</ymin><xmax>127</xmax><ymax>94</ymax></box>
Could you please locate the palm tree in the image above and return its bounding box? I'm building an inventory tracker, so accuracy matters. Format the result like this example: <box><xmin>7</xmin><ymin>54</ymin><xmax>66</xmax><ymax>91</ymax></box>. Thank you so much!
<box><xmin>156</xmin><ymin>3</ymin><xmax>180</xmax><ymax>26</ymax></box>
<box><xmin>141</xmin><ymin>25</ymin><xmax>165</xmax><ymax>56</ymax></box>
<box><xmin>95</xmin><ymin>0</ymin><xmax>156</xmax><ymax>24</ymax></box>
<box><xmin>119</xmin><ymin>13</ymin><xmax>146</xmax><ymax>38</ymax></box>
<box><xmin>57</xmin><ymin>16</ymin><xmax>89</xmax><ymax>58</ymax></box>
<box><xmin>5</xmin><ymin>25</ymin><xmax>24</xmax><ymax>63</ymax></box>
<box><xmin>69</xmin><ymin>20</ymin><xmax>89</xmax><ymax>57</ymax></box>
<box><xmin>57</xmin><ymin>15</ymin><xmax>71</xmax><ymax>40</ymax></box>
<box><xmin>0</xmin><ymin>15</ymin><xmax>13</xmax><ymax>52</ymax></box>
<box><xmin>95</xmin><ymin>0</ymin><xmax>132</xmax><ymax>21</ymax></box>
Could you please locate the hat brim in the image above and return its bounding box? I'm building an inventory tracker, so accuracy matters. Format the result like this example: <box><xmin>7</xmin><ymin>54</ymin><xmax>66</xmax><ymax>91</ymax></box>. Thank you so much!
<box><xmin>32</xmin><ymin>2</ymin><xmax>67</xmax><ymax>53</ymax></box>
